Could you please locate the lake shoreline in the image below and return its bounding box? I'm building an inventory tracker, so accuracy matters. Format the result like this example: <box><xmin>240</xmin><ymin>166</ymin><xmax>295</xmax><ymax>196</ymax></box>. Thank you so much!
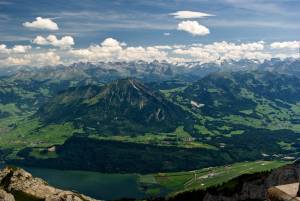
<box><xmin>0</xmin><ymin>163</ymin><xmax>147</xmax><ymax>200</ymax></box>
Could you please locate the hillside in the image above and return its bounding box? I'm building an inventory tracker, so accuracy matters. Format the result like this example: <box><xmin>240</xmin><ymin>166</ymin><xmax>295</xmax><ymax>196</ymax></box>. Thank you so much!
<box><xmin>2</xmin><ymin>68</ymin><xmax>300</xmax><ymax>174</ymax></box>
<box><xmin>147</xmin><ymin>161</ymin><xmax>299</xmax><ymax>201</ymax></box>
<box><xmin>3</xmin><ymin>0</ymin><xmax>300</xmax><ymax>200</ymax></box>
<box><xmin>38</xmin><ymin>78</ymin><xmax>189</xmax><ymax>135</ymax></box>
<box><xmin>0</xmin><ymin>167</ymin><xmax>98</xmax><ymax>201</ymax></box>
<box><xmin>166</xmin><ymin>71</ymin><xmax>300</xmax><ymax>136</ymax></box>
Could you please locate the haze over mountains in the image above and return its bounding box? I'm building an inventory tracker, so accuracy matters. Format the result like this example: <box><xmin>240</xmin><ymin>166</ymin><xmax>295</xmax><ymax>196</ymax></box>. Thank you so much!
<box><xmin>1</xmin><ymin>58</ymin><xmax>300</xmax><ymax>81</ymax></box>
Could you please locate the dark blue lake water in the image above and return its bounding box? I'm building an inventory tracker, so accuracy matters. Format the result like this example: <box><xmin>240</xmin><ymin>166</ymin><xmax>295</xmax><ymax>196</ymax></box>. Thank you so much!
<box><xmin>0</xmin><ymin>163</ymin><xmax>145</xmax><ymax>200</ymax></box>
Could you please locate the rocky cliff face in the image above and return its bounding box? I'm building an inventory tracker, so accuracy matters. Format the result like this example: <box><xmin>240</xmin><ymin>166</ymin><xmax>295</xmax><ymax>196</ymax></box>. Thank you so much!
<box><xmin>203</xmin><ymin>164</ymin><xmax>298</xmax><ymax>201</ymax></box>
<box><xmin>0</xmin><ymin>189</ymin><xmax>14</xmax><ymax>201</ymax></box>
<box><xmin>0</xmin><ymin>167</ymin><xmax>99</xmax><ymax>201</ymax></box>
<box><xmin>163</xmin><ymin>163</ymin><xmax>299</xmax><ymax>201</ymax></box>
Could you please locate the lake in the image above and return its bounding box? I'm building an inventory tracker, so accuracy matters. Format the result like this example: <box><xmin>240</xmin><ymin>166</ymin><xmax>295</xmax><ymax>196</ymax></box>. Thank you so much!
<box><xmin>0</xmin><ymin>163</ymin><xmax>145</xmax><ymax>200</ymax></box>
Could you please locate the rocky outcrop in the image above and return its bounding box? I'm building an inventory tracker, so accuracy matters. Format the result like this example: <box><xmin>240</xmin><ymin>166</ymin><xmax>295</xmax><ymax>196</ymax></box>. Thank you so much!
<box><xmin>203</xmin><ymin>164</ymin><xmax>298</xmax><ymax>201</ymax></box>
<box><xmin>267</xmin><ymin>183</ymin><xmax>300</xmax><ymax>201</ymax></box>
<box><xmin>266</xmin><ymin>161</ymin><xmax>300</xmax><ymax>201</ymax></box>
<box><xmin>161</xmin><ymin>163</ymin><xmax>299</xmax><ymax>201</ymax></box>
<box><xmin>0</xmin><ymin>189</ymin><xmax>14</xmax><ymax>201</ymax></box>
<box><xmin>0</xmin><ymin>167</ymin><xmax>99</xmax><ymax>201</ymax></box>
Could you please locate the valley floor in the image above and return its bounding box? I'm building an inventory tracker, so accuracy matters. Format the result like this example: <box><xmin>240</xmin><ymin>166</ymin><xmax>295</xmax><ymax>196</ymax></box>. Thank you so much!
<box><xmin>1</xmin><ymin>160</ymin><xmax>287</xmax><ymax>200</ymax></box>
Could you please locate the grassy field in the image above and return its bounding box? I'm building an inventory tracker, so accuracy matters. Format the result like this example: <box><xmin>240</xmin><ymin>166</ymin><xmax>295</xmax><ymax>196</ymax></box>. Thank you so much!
<box><xmin>164</xmin><ymin>84</ymin><xmax>300</xmax><ymax>139</ymax></box>
<box><xmin>89</xmin><ymin>126</ymin><xmax>218</xmax><ymax>149</ymax></box>
<box><xmin>0</xmin><ymin>106</ymin><xmax>78</xmax><ymax>159</ymax></box>
<box><xmin>138</xmin><ymin>160</ymin><xmax>288</xmax><ymax>197</ymax></box>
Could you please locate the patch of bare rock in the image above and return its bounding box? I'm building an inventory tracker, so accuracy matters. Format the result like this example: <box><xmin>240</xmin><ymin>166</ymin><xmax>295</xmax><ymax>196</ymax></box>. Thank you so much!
<box><xmin>0</xmin><ymin>167</ymin><xmax>100</xmax><ymax>201</ymax></box>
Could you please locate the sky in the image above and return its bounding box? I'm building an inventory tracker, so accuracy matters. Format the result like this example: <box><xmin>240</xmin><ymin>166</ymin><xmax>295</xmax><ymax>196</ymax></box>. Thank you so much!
<box><xmin>0</xmin><ymin>0</ymin><xmax>300</xmax><ymax>66</ymax></box>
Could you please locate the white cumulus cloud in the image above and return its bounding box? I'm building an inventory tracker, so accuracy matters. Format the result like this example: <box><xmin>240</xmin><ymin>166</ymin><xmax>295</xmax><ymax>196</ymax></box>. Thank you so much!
<box><xmin>270</xmin><ymin>41</ymin><xmax>299</xmax><ymax>49</ymax></box>
<box><xmin>4</xmin><ymin>52</ymin><xmax>60</xmax><ymax>66</ymax></box>
<box><xmin>170</xmin><ymin>11</ymin><xmax>214</xmax><ymax>19</ymax></box>
<box><xmin>177</xmin><ymin>21</ymin><xmax>210</xmax><ymax>36</ymax></box>
<box><xmin>0</xmin><ymin>44</ymin><xmax>31</xmax><ymax>54</ymax></box>
<box><xmin>23</xmin><ymin>17</ymin><xmax>59</xmax><ymax>30</ymax></box>
<box><xmin>12</xmin><ymin>45</ymin><xmax>32</xmax><ymax>53</ymax></box>
<box><xmin>5</xmin><ymin>57</ymin><xmax>31</xmax><ymax>65</ymax></box>
<box><xmin>33</xmin><ymin>35</ymin><xmax>74</xmax><ymax>49</ymax></box>
<box><xmin>70</xmin><ymin>38</ymin><xmax>167</xmax><ymax>62</ymax></box>
<box><xmin>101</xmin><ymin>38</ymin><xmax>121</xmax><ymax>47</ymax></box>
<box><xmin>173</xmin><ymin>41</ymin><xmax>269</xmax><ymax>63</ymax></box>
<box><xmin>1</xmin><ymin>39</ymin><xmax>299</xmax><ymax>67</ymax></box>
<box><xmin>0</xmin><ymin>44</ymin><xmax>9</xmax><ymax>53</ymax></box>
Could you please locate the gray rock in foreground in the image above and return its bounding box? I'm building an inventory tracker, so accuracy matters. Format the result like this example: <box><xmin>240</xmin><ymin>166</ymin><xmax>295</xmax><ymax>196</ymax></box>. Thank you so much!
<box><xmin>0</xmin><ymin>167</ymin><xmax>100</xmax><ymax>201</ymax></box>
<box><xmin>0</xmin><ymin>189</ymin><xmax>15</xmax><ymax>201</ymax></box>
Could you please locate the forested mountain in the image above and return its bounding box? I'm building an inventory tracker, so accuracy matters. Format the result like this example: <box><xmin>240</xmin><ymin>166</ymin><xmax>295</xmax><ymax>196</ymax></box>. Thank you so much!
<box><xmin>1</xmin><ymin>60</ymin><xmax>300</xmax><ymax>174</ymax></box>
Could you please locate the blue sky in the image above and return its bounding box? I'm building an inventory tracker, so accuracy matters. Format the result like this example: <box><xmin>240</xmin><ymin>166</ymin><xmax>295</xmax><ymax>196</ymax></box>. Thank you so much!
<box><xmin>0</xmin><ymin>0</ymin><xmax>299</xmax><ymax>66</ymax></box>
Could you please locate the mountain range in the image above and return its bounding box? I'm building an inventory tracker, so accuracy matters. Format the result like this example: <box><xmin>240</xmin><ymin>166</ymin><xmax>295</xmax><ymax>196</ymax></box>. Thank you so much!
<box><xmin>1</xmin><ymin>59</ymin><xmax>300</xmax><ymax>174</ymax></box>
<box><xmin>1</xmin><ymin>58</ymin><xmax>300</xmax><ymax>83</ymax></box>
<box><xmin>38</xmin><ymin>78</ymin><xmax>189</xmax><ymax>135</ymax></box>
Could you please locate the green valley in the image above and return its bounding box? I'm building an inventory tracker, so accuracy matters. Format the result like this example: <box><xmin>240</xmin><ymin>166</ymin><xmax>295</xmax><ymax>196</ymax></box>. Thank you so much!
<box><xmin>1</xmin><ymin>70</ymin><xmax>300</xmax><ymax>172</ymax></box>
<box><xmin>3</xmin><ymin>160</ymin><xmax>285</xmax><ymax>200</ymax></box>
<box><xmin>1</xmin><ymin>66</ymin><xmax>300</xmax><ymax>200</ymax></box>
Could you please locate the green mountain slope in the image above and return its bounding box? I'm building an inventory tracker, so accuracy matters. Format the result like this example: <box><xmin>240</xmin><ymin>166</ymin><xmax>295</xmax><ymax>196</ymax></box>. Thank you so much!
<box><xmin>2</xmin><ymin>71</ymin><xmax>300</xmax><ymax>174</ymax></box>
<box><xmin>38</xmin><ymin>78</ymin><xmax>189</xmax><ymax>135</ymax></box>
<box><xmin>178</xmin><ymin>71</ymin><xmax>300</xmax><ymax>114</ymax></box>
<box><xmin>167</xmin><ymin>71</ymin><xmax>300</xmax><ymax>136</ymax></box>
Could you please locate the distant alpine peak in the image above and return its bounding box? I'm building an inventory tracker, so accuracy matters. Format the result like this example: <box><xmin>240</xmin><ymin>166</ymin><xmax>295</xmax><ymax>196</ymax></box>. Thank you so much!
<box><xmin>1</xmin><ymin>57</ymin><xmax>300</xmax><ymax>83</ymax></box>
<box><xmin>66</xmin><ymin>57</ymin><xmax>299</xmax><ymax>69</ymax></box>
